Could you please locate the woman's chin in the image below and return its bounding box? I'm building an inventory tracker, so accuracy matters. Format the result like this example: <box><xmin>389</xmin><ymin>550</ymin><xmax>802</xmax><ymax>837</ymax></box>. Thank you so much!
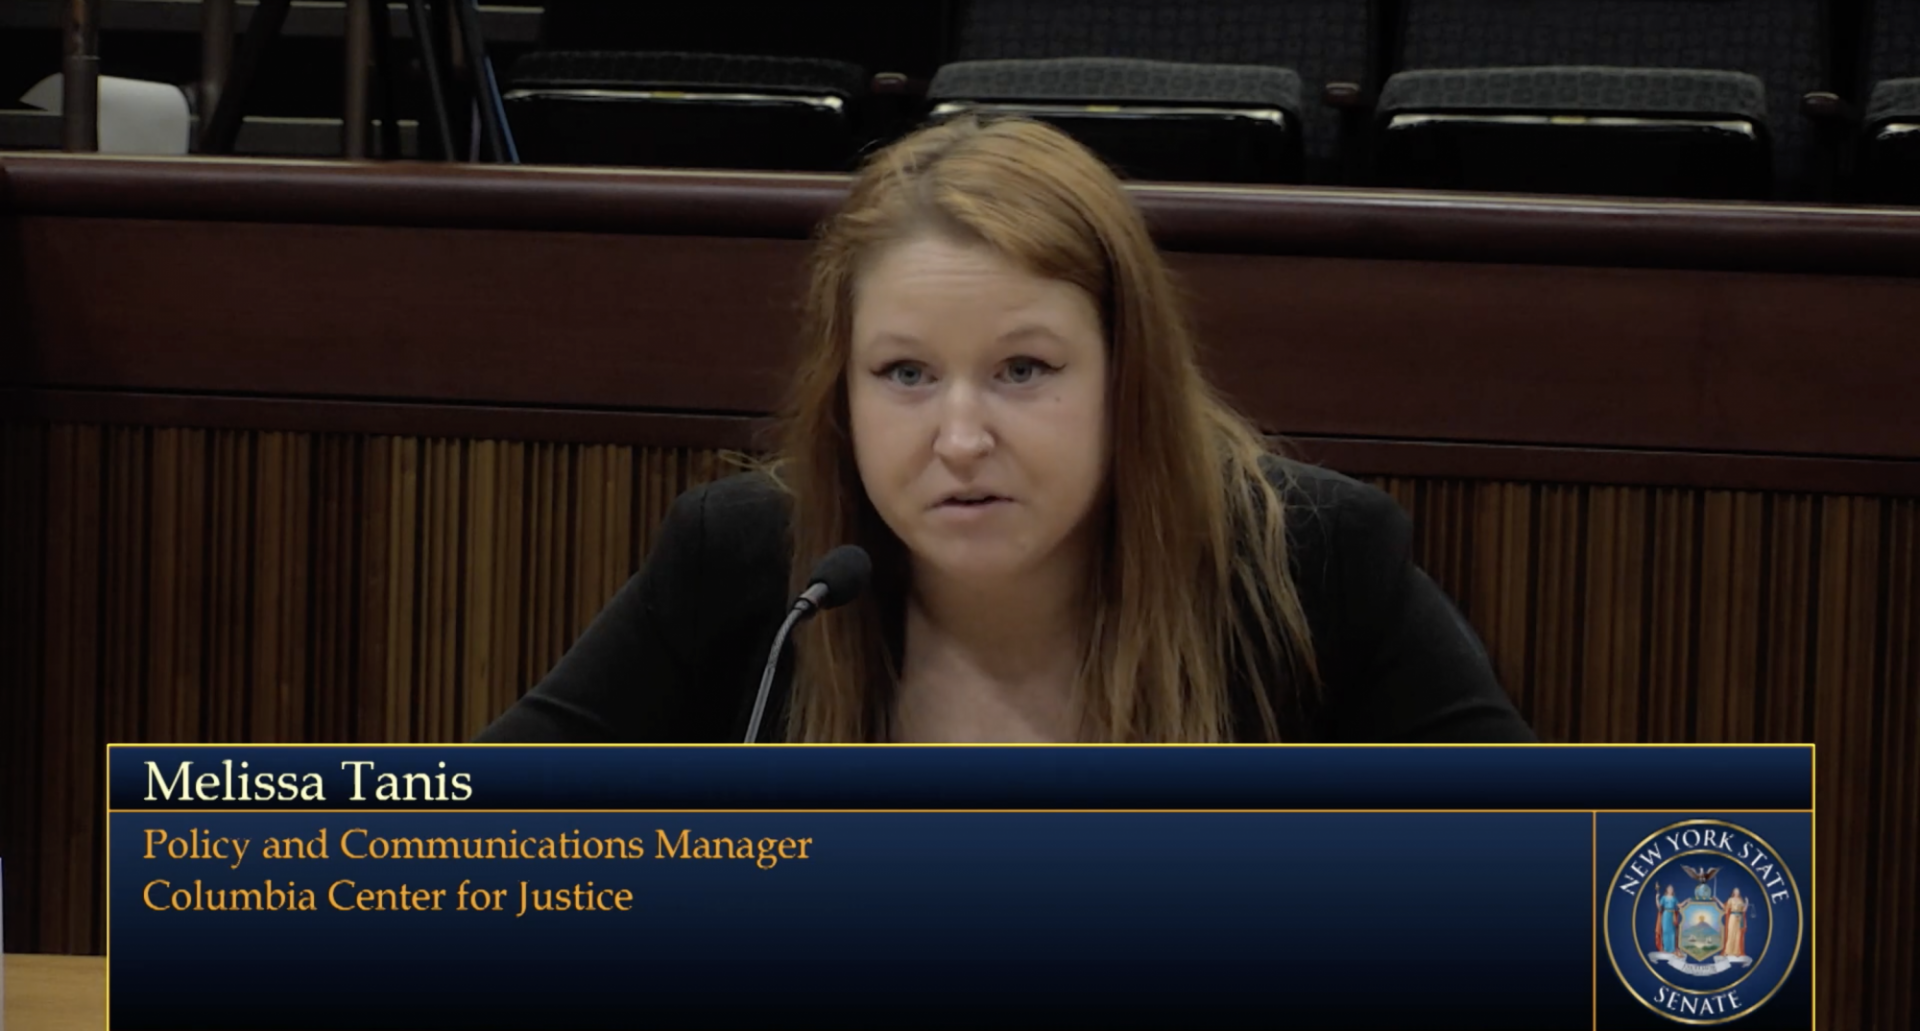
<box><xmin>908</xmin><ymin>537</ymin><xmax>1041</xmax><ymax>584</ymax></box>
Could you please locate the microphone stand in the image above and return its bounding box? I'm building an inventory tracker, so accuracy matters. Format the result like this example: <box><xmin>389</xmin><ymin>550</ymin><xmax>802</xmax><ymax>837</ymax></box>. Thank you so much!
<box><xmin>745</xmin><ymin>582</ymin><xmax>833</xmax><ymax>743</ymax></box>
<box><xmin>743</xmin><ymin>548</ymin><xmax>868</xmax><ymax>744</ymax></box>
<box><xmin>746</xmin><ymin>605</ymin><xmax>809</xmax><ymax>744</ymax></box>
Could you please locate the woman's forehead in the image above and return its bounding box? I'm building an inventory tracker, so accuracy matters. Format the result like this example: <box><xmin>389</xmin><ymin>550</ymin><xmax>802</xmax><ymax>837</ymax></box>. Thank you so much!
<box><xmin>854</xmin><ymin>237</ymin><xmax>1095</xmax><ymax>327</ymax></box>
<box><xmin>856</xmin><ymin>233</ymin><xmax>1026</xmax><ymax>289</ymax></box>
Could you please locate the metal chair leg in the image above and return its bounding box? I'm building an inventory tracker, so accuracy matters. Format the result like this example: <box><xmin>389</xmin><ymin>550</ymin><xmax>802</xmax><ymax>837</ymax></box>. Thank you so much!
<box><xmin>201</xmin><ymin>0</ymin><xmax>295</xmax><ymax>154</ymax></box>
<box><xmin>344</xmin><ymin>0</ymin><xmax>374</xmax><ymax>157</ymax></box>
<box><xmin>406</xmin><ymin>0</ymin><xmax>457</xmax><ymax>159</ymax></box>
<box><xmin>368</xmin><ymin>0</ymin><xmax>405</xmax><ymax>158</ymax></box>
<box><xmin>198</xmin><ymin>0</ymin><xmax>235</xmax><ymax>129</ymax></box>
<box><xmin>62</xmin><ymin>0</ymin><xmax>100</xmax><ymax>152</ymax></box>
<box><xmin>452</xmin><ymin>0</ymin><xmax>518</xmax><ymax>163</ymax></box>
<box><xmin>426</xmin><ymin>0</ymin><xmax>473</xmax><ymax>159</ymax></box>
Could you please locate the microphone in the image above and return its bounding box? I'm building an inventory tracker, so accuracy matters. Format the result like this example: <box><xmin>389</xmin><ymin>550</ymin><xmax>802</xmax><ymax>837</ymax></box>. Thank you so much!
<box><xmin>745</xmin><ymin>545</ymin><xmax>871</xmax><ymax>743</ymax></box>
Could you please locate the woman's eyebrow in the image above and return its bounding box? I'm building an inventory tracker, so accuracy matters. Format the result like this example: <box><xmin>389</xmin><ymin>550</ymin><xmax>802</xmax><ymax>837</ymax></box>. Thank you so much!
<box><xmin>997</xmin><ymin>324</ymin><xmax>1068</xmax><ymax>345</ymax></box>
<box><xmin>857</xmin><ymin>331</ymin><xmax>923</xmax><ymax>350</ymax></box>
<box><xmin>856</xmin><ymin>325</ymin><xmax>1067</xmax><ymax>352</ymax></box>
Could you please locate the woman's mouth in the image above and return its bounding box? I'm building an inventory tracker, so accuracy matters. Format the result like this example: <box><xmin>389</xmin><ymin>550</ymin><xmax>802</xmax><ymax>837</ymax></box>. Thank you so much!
<box><xmin>939</xmin><ymin>494</ymin><xmax>1007</xmax><ymax>507</ymax></box>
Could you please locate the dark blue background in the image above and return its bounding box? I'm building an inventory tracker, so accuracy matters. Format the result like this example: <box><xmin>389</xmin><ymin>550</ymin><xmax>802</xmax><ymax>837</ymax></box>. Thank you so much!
<box><xmin>1594</xmin><ymin>813</ymin><xmax>1812</xmax><ymax>1031</ymax></box>
<box><xmin>111</xmin><ymin>811</ymin><xmax>1595</xmax><ymax>1030</ymax></box>
<box><xmin>111</xmin><ymin>745</ymin><xmax>1814</xmax><ymax>811</ymax></box>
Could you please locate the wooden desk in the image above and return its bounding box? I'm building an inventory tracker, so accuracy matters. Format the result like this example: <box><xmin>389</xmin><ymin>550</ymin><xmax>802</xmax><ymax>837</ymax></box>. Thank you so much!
<box><xmin>4</xmin><ymin>954</ymin><xmax>104</xmax><ymax>1031</ymax></box>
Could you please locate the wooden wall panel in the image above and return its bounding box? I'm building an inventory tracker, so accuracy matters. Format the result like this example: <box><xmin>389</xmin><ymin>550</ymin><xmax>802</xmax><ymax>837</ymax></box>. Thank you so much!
<box><xmin>1</xmin><ymin>422</ymin><xmax>48</xmax><ymax>955</ymax></box>
<box><xmin>1874</xmin><ymin>508</ymin><xmax>1918</xmax><ymax>1027</ymax></box>
<box><xmin>1</xmin><ymin>426</ymin><xmax>1914</xmax><ymax>1029</ymax></box>
<box><xmin>41</xmin><ymin>425</ymin><xmax>102</xmax><ymax>954</ymax></box>
<box><xmin>15</xmin><ymin>214</ymin><xmax>1920</xmax><ymax>464</ymax></box>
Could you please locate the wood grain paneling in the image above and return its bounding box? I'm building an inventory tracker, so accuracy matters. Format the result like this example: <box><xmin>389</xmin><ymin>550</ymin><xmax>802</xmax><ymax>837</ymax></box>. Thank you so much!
<box><xmin>1</xmin><ymin>422</ymin><xmax>48</xmax><ymax>951</ymax></box>
<box><xmin>2</xmin><ymin>425</ymin><xmax>1913</xmax><ymax>1029</ymax></box>
<box><xmin>7</xmin><ymin>155</ymin><xmax>1920</xmax><ymax>276</ymax></box>
<box><xmin>15</xmin><ymin>390</ymin><xmax>1920</xmax><ymax>496</ymax></box>
<box><xmin>11</xmin><ymin>215</ymin><xmax>1920</xmax><ymax>463</ymax></box>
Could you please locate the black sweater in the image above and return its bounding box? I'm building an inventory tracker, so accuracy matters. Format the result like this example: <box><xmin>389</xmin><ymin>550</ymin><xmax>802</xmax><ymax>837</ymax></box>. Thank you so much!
<box><xmin>475</xmin><ymin>460</ymin><xmax>1535</xmax><ymax>744</ymax></box>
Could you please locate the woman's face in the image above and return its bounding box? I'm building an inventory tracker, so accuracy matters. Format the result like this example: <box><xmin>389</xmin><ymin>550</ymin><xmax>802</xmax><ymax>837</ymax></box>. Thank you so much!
<box><xmin>848</xmin><ymin>232</ymin><xmax>1109</xmax><ymax>586</ymax></box>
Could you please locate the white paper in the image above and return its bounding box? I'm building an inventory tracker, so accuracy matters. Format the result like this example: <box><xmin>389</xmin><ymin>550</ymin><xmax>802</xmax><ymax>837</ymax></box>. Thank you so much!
<box><xmin>21</xmin><ymin>73</ymin><xmax>192</xmax><ymax>155</ymax></box>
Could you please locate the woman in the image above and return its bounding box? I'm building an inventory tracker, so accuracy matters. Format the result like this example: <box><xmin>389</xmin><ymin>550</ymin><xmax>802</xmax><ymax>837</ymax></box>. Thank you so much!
<box><xmin>1654</xmin><ymin>885</ymin><xmax>1680</xmax><ymax>955</ymax></box>
<box><xmin>1723</xmin><ymin>888</ymin><xmax>1748</xmax><ymax>959</ymax></box>
<box><xmin>477</xmin><ymin>116</ymin><xmax>1531</xmax><ymax>744</ymax></box>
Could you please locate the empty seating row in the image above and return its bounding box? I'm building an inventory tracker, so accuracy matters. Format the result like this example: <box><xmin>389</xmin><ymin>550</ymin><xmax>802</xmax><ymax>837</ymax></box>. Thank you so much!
<box><xmin>1865</xmin><ymin>0</ymin><xmax>1920</xmax><ymax>200</ymax></box>
<box><xmin>1</xmin><ymin>1</ymin><xmax>1910</xmax><ymax>202</ymax></box>
<box><xmin>502</xmin><ymin>0</ymin><xmax>1920</xmax><ymax>203</ymax></box>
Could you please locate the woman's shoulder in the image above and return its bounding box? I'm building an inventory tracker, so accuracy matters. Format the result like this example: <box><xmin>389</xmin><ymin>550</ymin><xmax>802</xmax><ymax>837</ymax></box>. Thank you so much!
<box><xmin>663</xmin><ymin>469</ymin><xmax>792</xmax><ymax>570</ymax></box>
<box><xmin>1254</xmin><ymin>454</ymin><xmax>1418</xmax><ymax>673</ymax></box>
<box><xmin>1254</xmin><ymin>454</ymin><xmax>1532</xmax><ymax>742</ymax></box>
<box><xmin>1259</xmin><ymin>453</ymin><xmax>1397</xmax><ymax>510</ymax></box>
<box><xmin>648</xmin><ymin>469</ymin><xmax>794</xmax><ymax>664</ymax></box>
<box><xmin>1258</xmin><ymin>454</ymin><xmax>1411</xmax><ymax>578</ymax></box>
<box><xmin>471</xmin><ymin>470</ymin><xmax>790</xmax><ymax>743</ymax></box>
<box><xmin>689</xmin><ymin>467</ymin><xmax>790</xmax><ymax>519</ymax></box>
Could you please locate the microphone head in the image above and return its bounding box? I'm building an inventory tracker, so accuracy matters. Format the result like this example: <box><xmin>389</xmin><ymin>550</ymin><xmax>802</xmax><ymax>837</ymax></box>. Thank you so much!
<box><xmin>807</xmin><ymin>545</ymin><xmax>872</xmax><ymax>611</ymax></box>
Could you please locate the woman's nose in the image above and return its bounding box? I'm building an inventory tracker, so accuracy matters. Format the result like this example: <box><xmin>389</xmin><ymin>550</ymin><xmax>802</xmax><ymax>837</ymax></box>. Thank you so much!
<box><xmin>931</xmin><ymin>385</ymin><xmax>994</xmax><ymax>462</ymax></box>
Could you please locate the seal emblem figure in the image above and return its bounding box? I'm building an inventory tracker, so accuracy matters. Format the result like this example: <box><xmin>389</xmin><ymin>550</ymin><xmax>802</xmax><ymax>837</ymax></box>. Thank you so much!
<box><xmin>1604</xmin><ymin>820</ymin><xmax>1804</xmax><ymax>1025</ymax></box>
<box><xmin>1649</xmin><ymin>865</ymin><xmax>1749</xmax><ymax>972</ymax></box>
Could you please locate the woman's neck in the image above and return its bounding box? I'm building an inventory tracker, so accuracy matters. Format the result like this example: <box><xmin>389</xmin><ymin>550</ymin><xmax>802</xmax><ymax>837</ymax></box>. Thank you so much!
<box><xmin>893</xmin><ymin>547</ymin><xmax>1093</xmax><ymax>741</ymax></box>
<box><xmin>908</xmin><ymin>569</ymin><xmax>1086</xmax><ymax>677</ymax></box>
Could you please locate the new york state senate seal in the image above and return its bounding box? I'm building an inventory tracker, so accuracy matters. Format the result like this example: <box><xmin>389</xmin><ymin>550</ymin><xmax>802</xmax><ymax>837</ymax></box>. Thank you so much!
<box><xmin>1603</xmin><ymin>820</ymin><xmax>1804</xmax><ymax>1025</ymax></box>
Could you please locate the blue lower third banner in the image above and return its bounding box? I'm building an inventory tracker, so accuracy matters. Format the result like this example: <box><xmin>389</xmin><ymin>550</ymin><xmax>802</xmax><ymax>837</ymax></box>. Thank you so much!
<box><xmin>105</xmin><ymin>746</ymin><xmax>1814</xmax><ymax>1031</ymax></box>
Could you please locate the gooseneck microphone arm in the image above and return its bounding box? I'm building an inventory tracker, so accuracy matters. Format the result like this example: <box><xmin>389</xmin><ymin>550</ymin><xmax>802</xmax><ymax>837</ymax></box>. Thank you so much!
<box><xmin>746</xmin><ymin>583</ymin><xmax>826</xmax><ymax>744</ymax></box>
<box><xmin>744</xmin><ymin>547</ymin><xmax>871</xmax><ymax>744</ymax></box>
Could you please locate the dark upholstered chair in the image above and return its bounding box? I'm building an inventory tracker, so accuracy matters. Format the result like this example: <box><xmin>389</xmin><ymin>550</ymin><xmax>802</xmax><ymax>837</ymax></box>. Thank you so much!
<box><xmin>926</xmin><ymin>57</ymin><xmax>1304</xmax><ymax>183</ymax></box>
<box><xmin>503</xmin><ymin>51</ymin><xmax>868</xmax><ymax>172</ymax></box>
<box><xmin>935</xmin><ymin>0</ymin><xmax>1375</xmax><ymax>183</ymax></box>
<box><xmin>1376</xmin><ymin>0</ymin><xmax>1834</xmax><ymax>200</ymax></box>
<box><xmin>1862</xmin><ymin>0</ymin><xmax>1920</xmax><ymax>202</ymax></box>
<box><xmin>502</xmin><ymin>0</ymin><xmax>954</xmax><ymax>171</ymax></box>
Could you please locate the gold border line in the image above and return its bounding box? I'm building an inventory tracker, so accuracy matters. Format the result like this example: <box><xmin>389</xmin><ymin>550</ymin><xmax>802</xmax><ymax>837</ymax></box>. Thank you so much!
<box><xmin>102</xmin><ymin>803</ymin><xmax>1809</xmax><ymax>1030</ymax></box>
<box><xmin>1592</xmin><ymin>810</ymin><xmax>1599</xmax><ymax>1031</ymax></box>
<box><xmin>106</xmin><ymin>741</ymin><xmax>1819</xmax><ymax>748</ymax></box>
<box><xmin>100</xmin><ymin>739</ymin><xmax>1815</xmax><ymax>1031</ymax></box>
<box><xmin>104</xmin><ymin>746</ymin><xmax>111</xmax><ymax>1031</ymax></box>
<box><xmin>107</xmin><ymin>807</ymin><xmax>1816</xmax><ymax>815</ymax></box>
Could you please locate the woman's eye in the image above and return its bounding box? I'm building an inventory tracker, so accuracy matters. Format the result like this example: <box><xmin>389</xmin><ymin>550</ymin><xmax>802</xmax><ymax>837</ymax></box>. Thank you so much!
<box><xmin>1003</xmin><ymin>357</ymin><xmax>1055</xmax><ymax>384</ymax></box>
<box><xmin>881</xmin><ymin>362</ymin><xmax>928</xmax><ymax>387</ymax></box>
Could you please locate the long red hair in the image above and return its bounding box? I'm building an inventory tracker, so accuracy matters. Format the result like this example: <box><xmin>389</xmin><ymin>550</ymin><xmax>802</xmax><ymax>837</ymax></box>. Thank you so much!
<box><xmin>766</xmin><ymin>115</ymin><xmax>1318</xmax><ymax>742</ymax></box>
